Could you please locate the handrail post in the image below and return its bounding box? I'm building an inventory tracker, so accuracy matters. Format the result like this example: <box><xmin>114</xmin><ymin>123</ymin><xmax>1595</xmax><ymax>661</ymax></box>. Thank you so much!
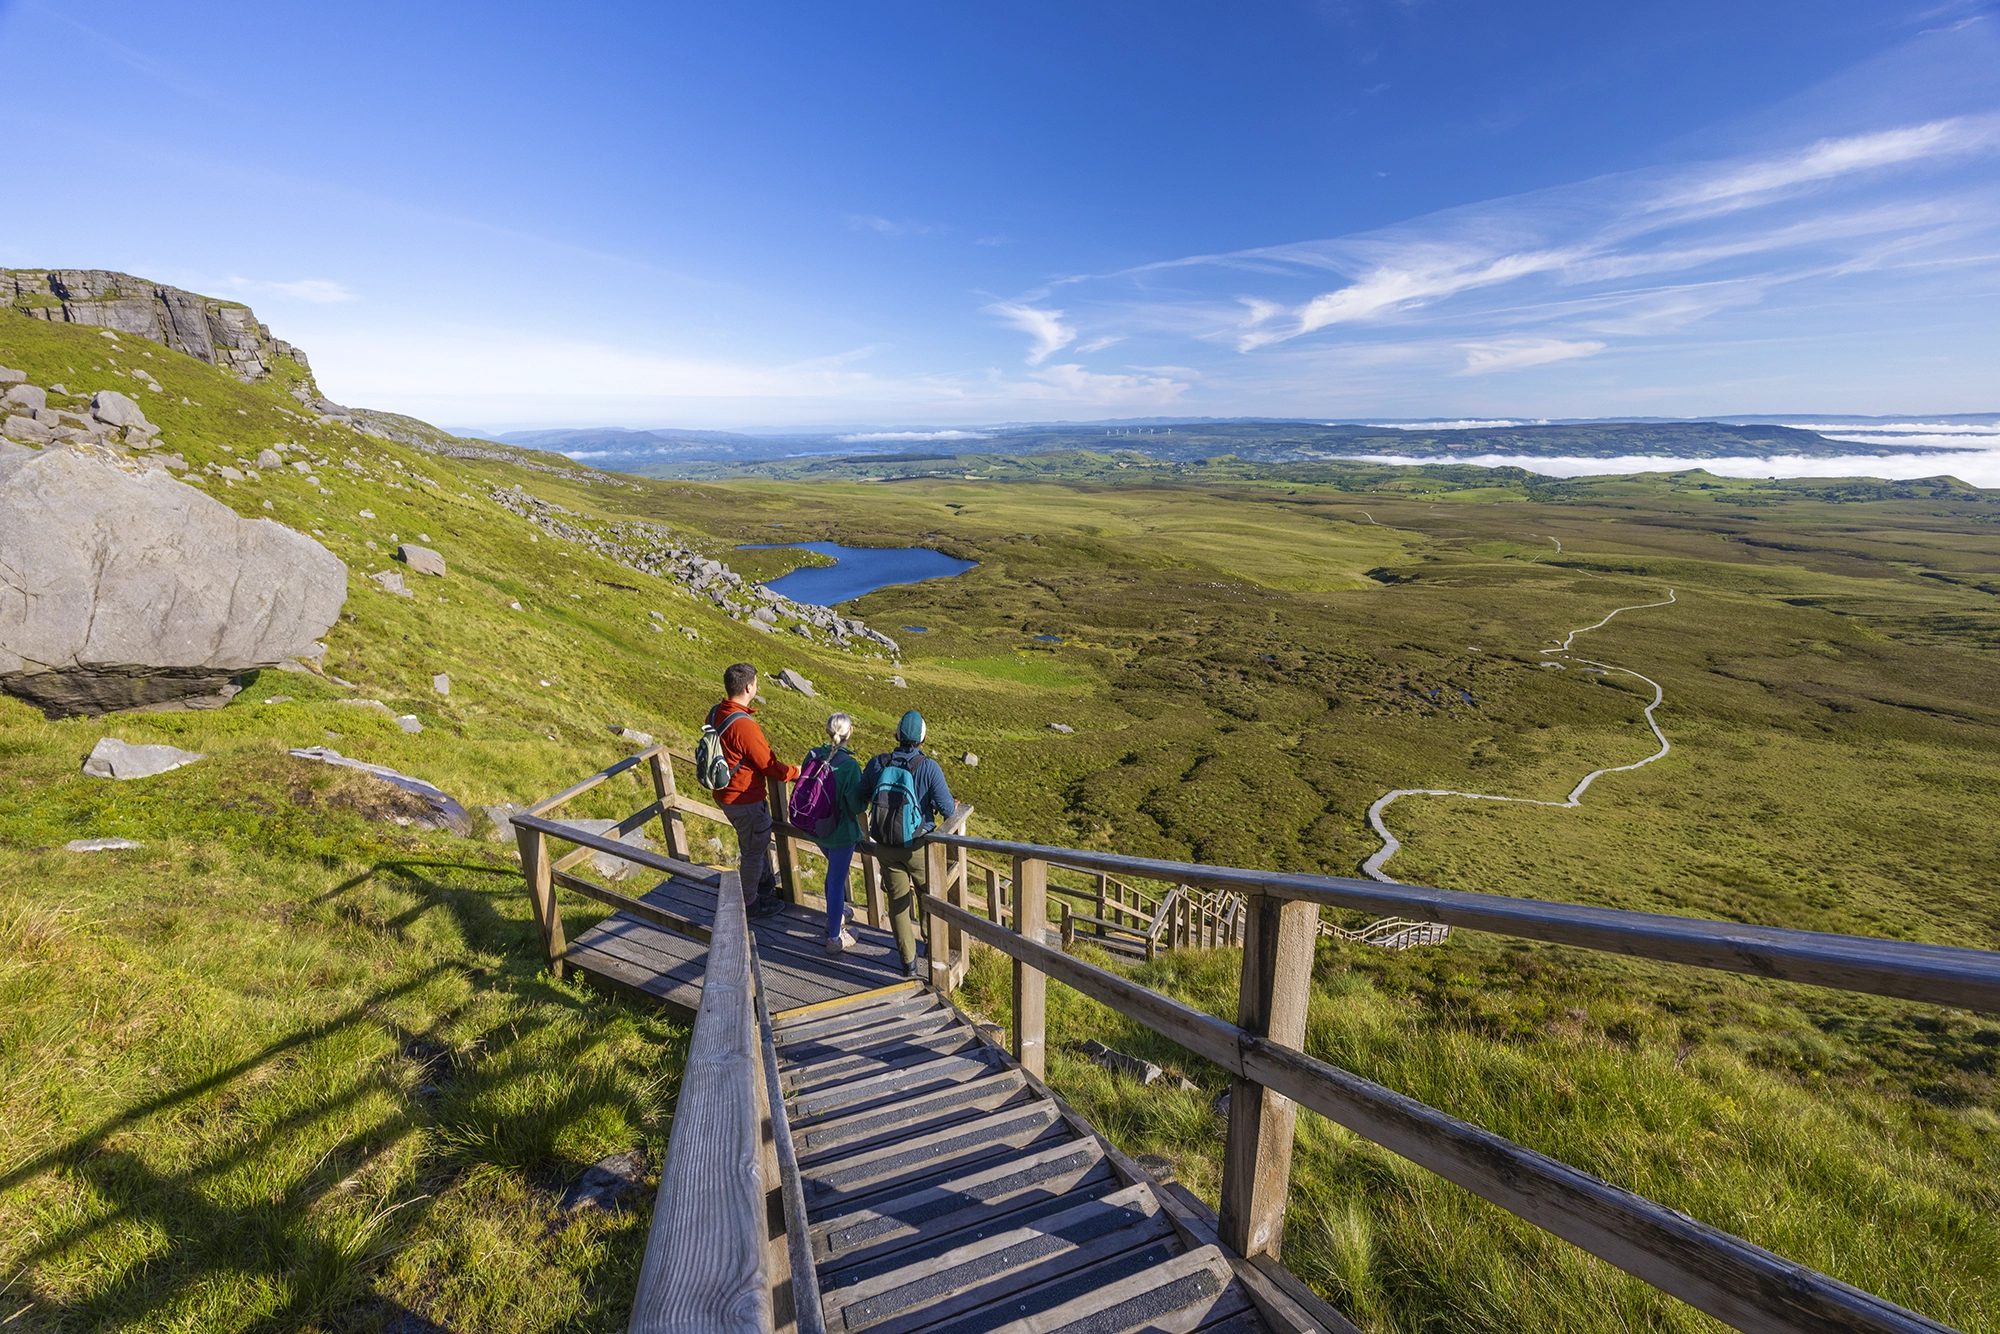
<box><xmin>925</xmin><ymin>838</ymin><xmax>951</xmax><ymax>993</ymax></box>
<box><xmin>985</xmin><ymin>863</ymin><xmax>1003</xmax><ymax>925</ymax></box>
<box><xmin>515</xmin><ymin>824</ymin><xmax>566</xmax><ymax>980</ymax></box>
<box><xmin>1219</xmin><ymin>891</ymin><xmax>1318</xmax><ymax>1260</ymax></box>
<box><xmin>862</xmin><ymin>852</ymin><xmax>885</xmax><ymax>930</ymax></box>
<box><xmin>649</xmin><ymin>750</ymin><xmax>692</xmax><ymax>862</ymax></box>
<box><xmin>768</xmin><ymin>781</ymin><xmax>801</xmax><ymax>904</ymax></box>
<box><xmin>1012</xmin><ymin>856</ymin><xmax>1047</xmax><ymax>1079</ymax></box>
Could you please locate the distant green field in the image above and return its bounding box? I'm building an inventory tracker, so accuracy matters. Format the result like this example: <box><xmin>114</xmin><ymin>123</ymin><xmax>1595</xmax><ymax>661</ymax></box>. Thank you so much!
<box><xmin>2</xmin><ymin>308</ymin><xmax>1996</xmax><ymax>1331</ymax></box>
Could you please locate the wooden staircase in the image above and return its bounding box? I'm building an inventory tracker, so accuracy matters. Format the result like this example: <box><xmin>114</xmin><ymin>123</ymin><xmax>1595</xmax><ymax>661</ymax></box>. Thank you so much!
<box><xmin>776</xmin><ymin>984</ymin><xmax>1283</xmax><ymax>1334</ymax></box>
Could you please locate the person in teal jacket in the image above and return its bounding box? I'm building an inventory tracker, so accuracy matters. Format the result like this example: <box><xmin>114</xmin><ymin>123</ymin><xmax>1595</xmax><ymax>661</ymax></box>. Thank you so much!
<box><xmin>803</xmin><ymin>711</ymin><xmax>868</xmax><ymax>954</ymax></box>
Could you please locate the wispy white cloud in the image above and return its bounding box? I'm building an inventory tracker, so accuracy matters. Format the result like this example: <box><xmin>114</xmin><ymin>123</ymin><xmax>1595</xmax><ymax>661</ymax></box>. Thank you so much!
<box><xmin>1456</xmin><ymin>338</ymin><xmax>1605</xmax><ymax>375</ymax></box>
<box><xmin>1074</xmin><ymin>334</ymin><xmax>1126</xmax><ymax>353</ymax></box>
<box><xmin>838</xmin><ymin>429</ymin><xmax>991</xmax><ymax>442</ymax></box>
<box><xmin>847</xmin><ymin>214</ymin><xmax>939</xmax><ymax>238</ymax></box>
<box><xmin>985</xmin><ymin>301</ymin><xmax>1076</xmax><ymax>364</ymax></box>
<box><xmin>219</xmin><ymin>276</ymin><xmax>357</xmax><ymax>303</ymax></box>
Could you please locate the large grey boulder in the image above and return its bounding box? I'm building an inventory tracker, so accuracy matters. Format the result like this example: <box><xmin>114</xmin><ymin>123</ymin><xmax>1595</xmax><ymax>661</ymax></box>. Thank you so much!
<box><xmin>0</xmin><ymin>447</ymin><xmax>348</xmax><ymax>717</ymax></box>
<box><xmin>0</xmin><ymin>367</ymin><xmax>24</xmax><ymax>386</ymax></box>
<box><xmin>90</xmin><ymin>390</ymin><xmax>149</xmax><ymax>430</ymax></box>
<box><xmin>3</xmin><ymin>416</ymin><xmax>52</xmax><ymax>445</ymax></box>
<box><xmin>82</xmin><ymin>736</ymin><xmax>206</xmax><ymax>779</ymax></box>
<box><xmin>4</xmin><ymin>385</ymin><xmax>46</xmax><ymax>411</ymax></box>
<box><xmin>398</xmin><ymin>544</ymin><xmax>446</xmax><ymax>577</ymax></box>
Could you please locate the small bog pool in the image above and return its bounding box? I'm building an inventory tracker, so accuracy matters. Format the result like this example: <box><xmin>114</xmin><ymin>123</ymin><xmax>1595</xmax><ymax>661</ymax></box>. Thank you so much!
<box><xmin>738</xmin><ymin>543</ymin><xmax>977</xmax><ymax>605</ymax></box>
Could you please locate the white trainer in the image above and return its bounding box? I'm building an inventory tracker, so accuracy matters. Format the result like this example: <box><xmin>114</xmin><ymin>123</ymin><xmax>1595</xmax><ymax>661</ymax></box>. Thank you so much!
<box><xmin>826</xmin><ymin>929</ymin><xmax>857</xmax><ymax>955</ymax></box>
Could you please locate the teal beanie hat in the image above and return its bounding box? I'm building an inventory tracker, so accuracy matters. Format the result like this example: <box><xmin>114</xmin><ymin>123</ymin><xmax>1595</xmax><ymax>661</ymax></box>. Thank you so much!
<box><xmin>897</xmin><ymin>710</ymin><xmax>927</xmax><ymax>744</ymax></box>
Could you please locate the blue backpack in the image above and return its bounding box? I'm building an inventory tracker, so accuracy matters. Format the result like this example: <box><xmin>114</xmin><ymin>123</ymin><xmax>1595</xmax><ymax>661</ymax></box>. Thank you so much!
<box><xmin>868</xmin><ymin>754</ymin><xmax>923</xmax><ymax>848</ymax></box>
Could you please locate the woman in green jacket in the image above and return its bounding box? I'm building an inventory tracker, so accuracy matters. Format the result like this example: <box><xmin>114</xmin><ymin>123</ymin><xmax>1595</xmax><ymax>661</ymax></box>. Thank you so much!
<box><xmin>803</xmin><ymin>712</ymin><xmax>867</xmax><ymax>954</ymax></box>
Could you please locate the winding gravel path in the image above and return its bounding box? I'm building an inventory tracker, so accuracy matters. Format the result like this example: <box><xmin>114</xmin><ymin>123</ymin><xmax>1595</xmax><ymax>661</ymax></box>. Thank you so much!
<box><xmin>1362</xmin><ymin>590</ymin><xmax>1678</xmax><ymax>883</ymax></box>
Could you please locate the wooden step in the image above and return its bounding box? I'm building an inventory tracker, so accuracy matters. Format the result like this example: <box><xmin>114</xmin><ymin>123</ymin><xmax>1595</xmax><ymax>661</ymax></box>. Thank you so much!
<box><xmin>789</xmin><ymin>1049</ymin><xmax>1002</xmax><ymax>1125</ymax></box>
<box><xmin>824</xmin><ymin>1184</ymin><xmax>1173</xmax><ymax>1334</ymax></box>
<box><xmin>810</xmin><ymin>1139</ymin><xmax>1109</xmax><ymax>1263</ymax></box>
<box><xmin>773</xmin><ymin>983</ymin><xmax>929</xmax><ymax>1033</ymax></box>
<box><xmin>794</xmin><ymin>1070</ymin><xmax>1031</xmax><ymax>1164</ymax></box>
<box><xmin>778</xmin><ymin>1008</ymin><xmax>958</xmax><ymax>1060</ymax></box>
<box><xmin>919</xmin><ymin>1242</ymin><xmax>1246</xmax><ymax>1334</ymax></box>
<box><xmin>822</xmin><ymin>1166</ymin><xmax>1122</xmax><ymax>1282</ymax></box>
<box><xmin>775</xmin><ymin>989</ymin><xmax>940</xmax><ymax>1044</ymax></box>
<box><xmin>800</xmin><ymin>1099</ymin><xmax>1068</xmax><ymax>1210</ymax></box>
<box><xmin>785</xmin><ymin>1027</ymin><xmax>985</xmax><ymax>1097</ymax></box>
<box><xmin>821</xmin><ymin>1178</ymin><xmax>1153</xmax><ymax>1310</ymax></box>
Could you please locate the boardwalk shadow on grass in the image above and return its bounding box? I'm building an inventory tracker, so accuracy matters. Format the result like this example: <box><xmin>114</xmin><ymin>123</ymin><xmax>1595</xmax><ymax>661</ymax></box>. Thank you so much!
<box><xmin>5</xmin><ymin>953</ymin><xmax>666</xmax><ymax>1330</ymax></box>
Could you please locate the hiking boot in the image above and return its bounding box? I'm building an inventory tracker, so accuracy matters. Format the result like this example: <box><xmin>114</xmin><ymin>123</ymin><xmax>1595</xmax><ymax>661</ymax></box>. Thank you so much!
<box><xmin>747</xmin><ymin>896</ymin><xmax>787</xmax><ymax>919</ymax></box>
<box><xmin>825</xmin><ymin>929</ymin><xmax>857</xmax><ymax>956</ymax></box>
<box><xmin>902</xmin><ymin>956</ymin><xmax>922</xmax><ymax>980</ymax></box>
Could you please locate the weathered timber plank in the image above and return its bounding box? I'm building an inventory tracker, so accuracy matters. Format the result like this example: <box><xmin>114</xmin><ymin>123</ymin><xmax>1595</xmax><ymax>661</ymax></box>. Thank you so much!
<box><xmin>815</xmin><ymin>1155</ymin><xmax>1118</xmax><ymax>1275</ymax></box>
<box><xmin>777</xmin><ymin>1010</ymin><xmax>960</xmax><ymax>1058</ymax></box>
<box><xmin>827</xmin><ymin>1186</ymin><xmax>1173</xmax><ymax>1334</ymax></box>
<box><xmin>915</xmin><ymin>1240</ymin><xmax>1234</xmax><ymax>1334</ymax></box>
<box><xmin>792</xmin><ymin>1070</ymin><xmax>1030</xmax><ymax>1164</ymax></box>
<box><xmin>773</xmin><ymin>981</ymin><xmax>923</xmax><ymax>1026</ymax></box>
<box><xmin>628</xmin><ymin>886</ymin><xmax>768</xmax><ymax>1333</ymax></box>
<box><xmin>784</xmin><ymin>1031</ymin><xmax>985</xmax><ymax>1098</ymax></box>
<box><xmin>788</xmin><ymin>1051</ymin><xmax>999</xmax><ymax>1126</ymax></box>
<box><xmin>799</xmin><ymin>1100</ymin><xmax>1067</xmax><ymax>1211</ymax></box>
<box><xmin>512</xmin><ymin>812</ymin><xmax>724</xmax><ymax>888</ymax></box>
<box><xmin>776</xmin><ymin>992</ymin><xmax>943</xmax><ymax>1046</ymax></box>
<box><xmin>1157</xmin><ymin>1181</ymin><xmax>1363</xmax><ymax>1334</ymax></box>
<box><xmin>551</xmin><ymin>872</ymin><xmax>714</xmax><ymax>944</ymax></box>
<box><xmin>563</xmin><ymin>944</ymin><xmax>701</xmax><ymax>1023</ymax></box>
<box><xmin>524</xmin><ymin>744</ymin><xmax>668</xmax><ymax>816</ymax></box>
<box><xmin>1220</xmin><ymin>895</ymin><xmax>1316</xmax><ymax>1261</ymax></box>
<box><xmin>931</xmin><ymin>835</ymin><xmax>2000</xmax><ymax>1013</ymax></box>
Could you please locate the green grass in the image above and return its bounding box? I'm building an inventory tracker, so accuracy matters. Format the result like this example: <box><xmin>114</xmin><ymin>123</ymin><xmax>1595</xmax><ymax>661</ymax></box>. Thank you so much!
<box><xmin>3</xmin><ymin>305</ymin><xmax>1998</xmax><ymax>1329</ymax></box>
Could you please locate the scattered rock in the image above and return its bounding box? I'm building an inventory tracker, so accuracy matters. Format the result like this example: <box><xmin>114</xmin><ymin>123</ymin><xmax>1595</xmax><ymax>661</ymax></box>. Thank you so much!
<box><xmin>89</xmin><ymin>390</ymin><xmax>150</xmax><ymax>430</ymax></box>
<box><xmin>398</xmin><ymin>544</ymin><xmax>446</xmax><ymax>577</ymax></box>
<box><xmin>559</xmin><ymin>1149</ymin><xmax>649</xmax><ymax>1213</ymax></box>
<box><xmin>752</xmin><ymin>606</ymin><xmax>778</xmax><ymax>624</ymax></box>
<box><xmin>287</xmin><ymin>746</ymin><xmax>473</xmax><ymax>835</ymax></box>
<box><xmin>608</xmin><ymin>725</ymin><xmax>654</xmax><ymax>746</ymax></box>
<box><xmin>1079</xmin><ymin>1038</ymin><xmax>1163</xmax><ymax>1085</ymax></box>
<box><xmin>1212</xmin><ymin>1088</ymin><xmax>1231</xmax><ymax>1116</ymax></box>
<box><xmin>264</xmin><ymin>695</ymin><xmax>293</xmax><ymax>704</ymax></box>
<box><xmin>1134</xmin><ymin>1153</ymin><xmax>1177</xmax><ymax>1183</ymax></box>
<box><xmin>890</xmin><ymin>676</ymin><xmax>907</xmax><ymax>689</ymax></box>
<box><xmin>556</xmin><ymin>818</ymin><xmax>658</xmax><ymax>880</ymax></box>
<box><xmin>358</xmin><ymin>508</ymin><xmax>375</xmax><ymax>519</ymax></box>
<box><xmin>395</xmin><ymin>714</ymin><xmax>423</xmax><ymax>734</ymax></box>
<box><xmin>962</xmin><ymin>753</ymin><xmax>979</xmax><ymax>767</ymax></box>
<box><xmin>432</xmin><ymin>673</ymin><xmax>449</xmax><ymax>696</ymax></box>
<box><xmin>776</xmin><ymin>668</ymin><xmax>817</xmax><ymax>697</ymax></box>
<box><xmin>0</xmin><ymin>366</ymin><xmax>23</xmax><ymax>385</ymax></box>
<box><xmin>256</xmin><ymin>448</ymin><xmax>283</xmax><ymax>469</ymax></box>
<box><xmin>338</xmin><ymin>699</ymin><xmax>396</xmax><ymax>715</ymax></box>
<box><xmin>0</xmin><ymin>447</ymin><xmax>346</xmax><ymax>717</ymax></box>
<box><xmin>484</xmin><ymin>803</ymin><xmax>526</xmax><ymax>842</ymax></box>
<box><xmin>1047</xmin><ymin>723</ymin><xmax>1074</xmax><ymax>734</ymax></box>
<box><xmin>509</xmin><ymin>600</ymin><xmax>523</xmax><ymax>611</ymax></box>
<box><xmin>745</xmin><ymin>618</ymin><xmax>770</xmax><ymax>633</ymax></box>
<box><xmin>3</xmin><ymin>415</ymin><xmax>53</xmax><ymax>445</ymax></box>
<box><xmin>371</xmin><ymin>569</ymin><xmax>413</xmax><ymax>597</ymax></box>
<box><xmin>82</xmin><ymin>737</ymin><xmax>206</xmax><ymax>780</ymax></box>
<box><xmin>4</xmin><ymin>384</ymin><xmax>47</xmax><ymax>411</ymax></box>
<box><xmin>66</xmin><ymin>836</ymin><xmax>144</xmax><ymax>852</ymax></box>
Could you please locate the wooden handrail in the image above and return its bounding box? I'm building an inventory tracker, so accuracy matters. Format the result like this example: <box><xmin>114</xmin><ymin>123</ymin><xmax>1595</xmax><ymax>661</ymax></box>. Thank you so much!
<box><xmin>512</xmin><ymin>813</ymin><xmax>724</xmax><ymax>887</ymax></box>
<box><xmin>526</xmin><ymin>743</ymin><xmax>671</xmax><ymax>817</ymax></box>
<box><xmin>931</xmin><ymin>834</ymin><xmax>2000</xmax><ymax>1012</ymax></box>
<box><xmin>921</xmin><ymin>891</ymin><xmax>1956</xmax><ymax>1334</ymax></box>
<box><xmin>630</xmin><ymin>886</ymin><xmax>769</xmax><ymax>1331</ymax></box>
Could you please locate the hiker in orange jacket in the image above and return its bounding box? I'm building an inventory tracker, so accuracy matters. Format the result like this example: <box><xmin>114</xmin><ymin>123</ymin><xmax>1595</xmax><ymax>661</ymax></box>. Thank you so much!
<box><xmin>708</xmin><ymin>662</ymin><xmax>799</xmax><ymax>918</ymax></box>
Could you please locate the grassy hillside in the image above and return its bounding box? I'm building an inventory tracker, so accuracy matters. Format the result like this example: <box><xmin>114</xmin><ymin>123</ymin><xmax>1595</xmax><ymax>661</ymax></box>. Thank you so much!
<box><xmin>2</xmin><ymin>309</ymin><xmax>1997</xmax><ymax>1332</ymax></box>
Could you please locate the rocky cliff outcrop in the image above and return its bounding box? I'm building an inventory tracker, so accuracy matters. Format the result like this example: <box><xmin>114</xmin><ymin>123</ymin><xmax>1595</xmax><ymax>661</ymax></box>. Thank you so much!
<box><xmin>3</xmin><ymin>269</ymin><xmax>314</xmax><ymax>388</ymax></box>
<box><xmin>0</xmin><ymin>442</ymin><xmax>348</xmax><ymax>717</ymax></box>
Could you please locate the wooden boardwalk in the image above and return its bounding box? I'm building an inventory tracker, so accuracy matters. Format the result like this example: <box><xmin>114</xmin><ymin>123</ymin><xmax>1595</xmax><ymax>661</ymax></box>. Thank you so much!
<box><xmin>777</xmin><ymin>986</ymin><xmax>1275</xmax><ymax>1334</ymax></box>
<box><xmin>566</xmin><ymin>867</ymin><xmax>911</xmax><ymax>1021</ymax></box>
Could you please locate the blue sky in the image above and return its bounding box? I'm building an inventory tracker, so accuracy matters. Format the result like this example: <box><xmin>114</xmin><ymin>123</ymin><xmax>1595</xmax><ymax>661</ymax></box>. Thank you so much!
<box><xmin>0</xmin><ymin>0</ymin><xmax>1995</xmax><ymax>428</ymax></box>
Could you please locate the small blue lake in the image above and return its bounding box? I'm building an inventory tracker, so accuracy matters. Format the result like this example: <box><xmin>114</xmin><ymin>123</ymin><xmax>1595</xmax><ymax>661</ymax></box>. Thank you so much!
<box><xmin>738</xmin><ymin>542</ymin><xmax>977</xmax><ymax>605</ymax></box>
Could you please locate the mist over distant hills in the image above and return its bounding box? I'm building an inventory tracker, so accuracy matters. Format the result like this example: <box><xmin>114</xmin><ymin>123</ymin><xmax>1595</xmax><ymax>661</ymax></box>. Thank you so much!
<box><xmin>449</xmin><ymin>416</ymin><xmax>1989</xmax><ymax>476</ymax></box>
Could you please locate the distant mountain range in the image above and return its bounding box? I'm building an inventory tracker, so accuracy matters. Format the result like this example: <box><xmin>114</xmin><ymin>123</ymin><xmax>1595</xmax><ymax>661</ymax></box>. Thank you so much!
<box><xmin>445</xmin><ymin>416</ymin><xmax>1992</xmax><ymax>477</ymax></box>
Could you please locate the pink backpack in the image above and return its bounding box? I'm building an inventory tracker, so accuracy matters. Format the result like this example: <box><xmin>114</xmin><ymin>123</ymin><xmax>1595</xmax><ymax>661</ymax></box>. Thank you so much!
<box><xmin>791</xmin><ymin>746</ymin><xmax>841</xmax><ymax>838</ymax></box>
